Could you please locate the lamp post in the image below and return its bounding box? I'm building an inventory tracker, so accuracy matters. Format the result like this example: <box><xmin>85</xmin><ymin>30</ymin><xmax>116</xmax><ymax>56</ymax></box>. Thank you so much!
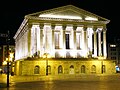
<box><xmin>101</xmin><ymin>60</ymin><xmax>103</xmax><ymax>74</ymax></box>
<box><xmin>6</xmin><ymin>30</ymin><xmax>10</xmax><ymax>87</ymax></box>
<box><xmin>43</xmin><ymin>53</ymin><xmax>50</xmax><ymax>75</ymax></box>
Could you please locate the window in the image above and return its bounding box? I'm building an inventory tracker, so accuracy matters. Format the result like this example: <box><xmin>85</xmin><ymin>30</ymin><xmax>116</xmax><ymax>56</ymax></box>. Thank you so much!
<box><xmin>58</xmin><ymin>65</ymin><xmax>63</xmax><ymax>74</ymax></box>
<box><xmin>34</xmin><ymin>66</ymin><xmax>40</xmax><ymax>74</ymax></box>
<box><xmin>81</xmin><ymin>65</ymin><xmax>85</xmax><ymax>73</ymax></box>
<box><xmin>69</xmin><ymin>65</ymin><xmax>74</xmax><ymax>74</ymax></box>
<box><xmin>91</xmin><ymin>65</ymin><xmax>96</xmax><ymax>73</ymax></box>
<box><xmin>66</xmin><ymin>34</ymin><xmax>70</xmax><ymax>49</ymax></box>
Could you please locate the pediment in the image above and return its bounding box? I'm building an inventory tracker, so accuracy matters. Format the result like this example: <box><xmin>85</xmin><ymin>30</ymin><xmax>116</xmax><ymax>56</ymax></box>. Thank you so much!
<box><xmin>26</xmin><ymin>5</ymin><xmax>109</xmax><ymax>22</ymax></box>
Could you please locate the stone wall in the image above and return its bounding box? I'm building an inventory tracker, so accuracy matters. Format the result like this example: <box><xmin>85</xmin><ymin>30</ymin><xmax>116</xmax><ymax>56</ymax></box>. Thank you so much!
<box><xmin>14</xmin><ymin>58</ymin><xmax>116</xmax><ymax>76</ymax></box>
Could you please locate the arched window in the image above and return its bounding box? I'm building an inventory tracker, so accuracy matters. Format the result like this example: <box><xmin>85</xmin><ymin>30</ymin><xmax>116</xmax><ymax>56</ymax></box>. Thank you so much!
<box><xmin>34</xmin><ymin>65</ymin><xmax>40</xmax><ymax>74</ymax></box>
<box><xmin>48</xmin><ymin>65</ymin><xmax>51</xmax><ymax>75</ymax></box>
<box><xmin>69</xmin><ymin>65</ymin><xmax>74</xmax><ymax>74</ymax></box>
<box><xmin>58</xmin><ymin>65</ymin><xmax>63</xmax><ymax>74</ymax></box>
<box><xmin>81</xmin><ymin>65</ymin><xmax>85</xmax><ymax>73</ymax></box>
<box><xmin>91</xmin><ymin>65</ymin><xmax>96</xmax><ymax>73</ymax></box>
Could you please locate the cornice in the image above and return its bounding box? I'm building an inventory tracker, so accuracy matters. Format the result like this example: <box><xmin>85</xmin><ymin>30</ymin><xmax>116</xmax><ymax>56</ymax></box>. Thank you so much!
<box><xmin>26</xmin><ymin>16</ymin><xmax>109</xmax><ymax>25</ymax></box>
<box><xmin>14</xmin><ymin>18</ymin><xmax>28</xmax><ymax>39</ymax></box>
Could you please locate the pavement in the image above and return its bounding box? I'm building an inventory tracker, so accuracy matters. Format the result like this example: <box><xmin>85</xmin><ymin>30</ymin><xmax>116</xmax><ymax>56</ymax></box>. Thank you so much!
<box><xmin>1</xmin><ymin>74</ymin><xmax>120</xmax><ymax>89</ymax></box>
<box><xmin>1</xmin><ymin>73</ymin><xmax>120</xmax><ymax>83</ymax></box>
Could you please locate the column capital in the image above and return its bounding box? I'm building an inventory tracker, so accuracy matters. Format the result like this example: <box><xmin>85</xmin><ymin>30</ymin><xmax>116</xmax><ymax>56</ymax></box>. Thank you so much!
<box><xmin>28</xmin><ymin>24</ymin><xmax>33</xmax><ymax>29</ymax></box>
<box><xmin>83</xmin><ymin>25</ymin><xmax>87</xmax><ymax>31</ymax></box>
<box><xmin>97</xmin><ymin>29</ymin><xmax>102</xmax><ymax>33</ymax></box>
<box><xmin>62</xmin><ymin>25</ymin><xmax>66</xmax><ymax>30</ymax></box>
<box><xmin>39</xmin><ymin>24</ymin><xmax>44</xmax><ymax>29</ymax></box>
<box><xmin>103</xmin><ymin>27</ymin><xmax>107</xmax><ymax>32</ymax></box>
<box><xmin>51</xmin><ymin>25</ymin><xmax>55</xmax><ymax>30</ymax></box>
<box><xmin>73</xmin><ymin>26</ymin><xmax>77</xmax><ymax>30</ymax></box>
<box><xmin>93</xmin><ymin>26</ymin><xmax>97</xmax><ymax>31</ymax></box>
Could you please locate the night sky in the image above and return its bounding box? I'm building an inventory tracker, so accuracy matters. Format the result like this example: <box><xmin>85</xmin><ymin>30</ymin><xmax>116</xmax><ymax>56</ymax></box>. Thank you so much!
<box><xmin>0</xmin><ymin>0</ymin><xmax>119</xmax><ymax>45</ymax></box>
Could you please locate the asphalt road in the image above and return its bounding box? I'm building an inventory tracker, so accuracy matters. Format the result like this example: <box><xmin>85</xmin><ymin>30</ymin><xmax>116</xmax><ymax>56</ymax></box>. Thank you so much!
<box><xmin>1</xmin><ymin>80</ymin><xmax>120</xmax><ymax>90</ymax></box>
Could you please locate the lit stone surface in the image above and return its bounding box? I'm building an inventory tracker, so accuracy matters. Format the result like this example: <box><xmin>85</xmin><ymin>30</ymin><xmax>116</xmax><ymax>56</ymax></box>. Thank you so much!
<box><xmin>13</xmin><ymin>5</ymin><xmax>115</xmax><ymax>76</ymax></box>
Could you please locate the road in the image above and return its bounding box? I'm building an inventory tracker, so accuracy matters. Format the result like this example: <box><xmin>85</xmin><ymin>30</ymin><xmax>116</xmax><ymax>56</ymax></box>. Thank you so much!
<box><xmin>1</xmin><ymin>74</ymin><xmax>120</xmax><ymax>90</ymax></box>
<box><xmin>1</xmin><ymin>80</ymin><xmax>120</xmax><ymax>90</ymax></box>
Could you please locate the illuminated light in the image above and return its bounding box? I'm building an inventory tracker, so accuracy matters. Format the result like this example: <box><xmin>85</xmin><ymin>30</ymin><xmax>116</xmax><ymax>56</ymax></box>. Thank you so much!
<box><xmin>3</xmin><ymin>61</ymin><xmax>7</xmax><ymax>65</ymax></box>
<box><xmin>39</xmin><ymin>14</ymin><xmax>82</xmax><ymax>19</ymax></box>
<box><xmin>85</xmin><ymin>16</ymin><xmax>98</xmax><ymax>21</ymax></box>
<box><xmin>98</xmin><ymin>56</ymin><xmax>104</xmax><ymax>60</ymax></box>
<box><xmin>10</xmin><ymin>53</ymin><xmax>14</xmax><ymax>61</ymax></box>
<box><xmin>110</xmin><ymin>44</ymin><xmax>116</xmax><ymax>47</ymax></box>
<box><xmin>43</xmin><ymin>53</ymin><xmax>51</xmax><ymax>58</ymax></box>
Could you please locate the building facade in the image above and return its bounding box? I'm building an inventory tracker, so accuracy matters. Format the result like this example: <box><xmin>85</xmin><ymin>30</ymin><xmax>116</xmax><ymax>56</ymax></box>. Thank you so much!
<box><xmin>0</xmin><ymin>45</ymin><xmax>15</xmax><ymax>73</ymax></box>
<box><xmin>14</xmin><ymin>5</ymin><xmax>116</xmax><ymax>76</ymax></box>
<box><xmin>108</xmin><ymin>39</ymin><xmax>120</xmax><ymax>72</ymax></box>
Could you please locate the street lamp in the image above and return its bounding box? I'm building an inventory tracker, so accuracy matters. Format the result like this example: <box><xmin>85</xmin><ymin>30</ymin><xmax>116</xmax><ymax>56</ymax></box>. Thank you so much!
<box><xmin>43</xmin><ymin>53</ymin><xmax>51</xmax><ymax>75</ymax></box>
<box><xmin>6</xmin><ymin>30</ymin><xmax>10</xmax><ymax>87</ymax></box>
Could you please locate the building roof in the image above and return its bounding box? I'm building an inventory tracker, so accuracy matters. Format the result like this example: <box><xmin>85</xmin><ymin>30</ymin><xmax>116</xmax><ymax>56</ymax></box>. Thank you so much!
<box><xmin>14</xmin><ymin>5</ymin><xmax>110</xmax><ymax>39</ymax></box>
<box><xmin>26</xmin><ymin>5</ymin><xmax>110</xmax><ymax>23</ymax></box>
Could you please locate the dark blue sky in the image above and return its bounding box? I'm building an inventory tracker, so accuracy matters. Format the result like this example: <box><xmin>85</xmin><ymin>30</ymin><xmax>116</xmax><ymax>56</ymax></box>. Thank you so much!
<box><xmin>0</xmin><ymin>0</ymin><xmax>119</xmax><ymax>45</ymax></box>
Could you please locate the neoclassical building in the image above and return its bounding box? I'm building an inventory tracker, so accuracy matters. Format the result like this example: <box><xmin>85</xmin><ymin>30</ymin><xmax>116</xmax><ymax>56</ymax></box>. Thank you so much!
<box><xmin>14</xmin><ymin>5</ymin><xmax>116</xmax><ymax>75</ymax></box>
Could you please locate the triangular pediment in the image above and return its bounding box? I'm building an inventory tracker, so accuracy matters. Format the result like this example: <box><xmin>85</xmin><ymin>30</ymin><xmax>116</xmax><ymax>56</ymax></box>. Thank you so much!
<box><xmin>26</xmin><ymin>5</ymin><xmax>109</xmax><ymax>22</ymax></box>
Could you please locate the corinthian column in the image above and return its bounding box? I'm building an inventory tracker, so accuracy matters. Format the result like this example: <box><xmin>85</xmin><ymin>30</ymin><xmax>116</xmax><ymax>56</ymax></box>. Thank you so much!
<box><xmin>83</xmin><ymin>26</ymin><xmax>88</xmax><ymax>57</ymax></box>
<box><xmin>28</xmin><ymin>24</ymin><xmax>32</xmax><ymax>57</ymax></box>
<box><xmin>62</xmin><ymin>25</ymin><xmax>66</xmax><ymax>58</ymax></box>
<box><xmin>51</xmin><ymin>25</ymin><xmax>55</xmax><ymax>57</ymax></box>
<box><xmin>62</xmin><ymin>26</ymin><xmax>66</xmax><ymax>50</ymax></box>
<box><xmin>103</xmin><ymin>27</ymin><xmax>107</xmax><ymax>59</ymax></box>
<box><xmin>98</xmin><ymin>30</ymin><xmax>102</xmax><ymax>56</ymax></box>
<box><xmin>93</xmin><ymin>27</ymin><xmax>97</xmax><ymax>57</ymax></box>
<box><xmin>40</xmin><ymin>24</ymin><xmax>44</xmax><ymax>57</ymax></box>
<box><xmin>73</xmin><ymin>26</ymin><xmax>77</xmax><ymax>50</ymax></box>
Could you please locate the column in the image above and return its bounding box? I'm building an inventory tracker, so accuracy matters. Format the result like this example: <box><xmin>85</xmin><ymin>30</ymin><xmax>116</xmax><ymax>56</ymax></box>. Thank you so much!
<box><xmin>40</xmin><ymin>24</ymin><xmax>44</xmax><ymax>57</ymax></box>
<box><xmin>28</xmin><ymin>24</ymin><xmax>32</xmax><ymax>57</ymax></box>
<box><xmin>87</xmin><ymin>28</ymin><xmax>93</xmax><ymax>56</ymax></box>
<box><xmin>70</xmin><ymin>28</ymin><xmax>74</xmax><ymax>49</ymax></box>
<box><xmin>51</xmin><ymin>25</ymin><xmax>55</xmax><ymax>57</ymax></box>
<box><xmin>36</xmin><ymin>25</ymin><xmax>40</xmax><ymax>56</ymax></box>
<box><xmin>103</xmin><ymin>27</ymin><xmax>107</xmax><ymax>59</ymax></box>
<box><xmin>62</xmin><ymin>26</ymin><xmax>66</xmax><ymax>50</ymax></box>
<box><xmin>98</xmin><ymin>30</ymin><xmax>102</xmax><ymax>56</ymax></box>
<box><xmin>73</xmin><ymin>26</ymin><xmax>77</xmax><ymax>50</ymax></box>
<box><xmin>73</xmin><ymin>26</ymin><xmax>77</xmax><ymax>58</ymax></box>
<box><xmin>83</xmin><ymin>26</ymin><xmax>88</xmax><ymax>57</ymax></box>
<box><xmin>93</xmin><ymin>27</ymin><xmax>97</xmax><ymax>57</ymax></box>
<box><xmin>62</xmin><ymin>25</ymin><xmax>66</xmax><ymax>58</ymax></box>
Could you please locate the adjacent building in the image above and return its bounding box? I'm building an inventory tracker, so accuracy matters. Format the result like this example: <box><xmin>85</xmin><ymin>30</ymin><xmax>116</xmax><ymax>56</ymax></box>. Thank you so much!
<box><xmin>108</xmin><ymin>39</ymin><xmax>120</xmax><ymax>72</ymax></box>
<box><xmin>14</xmin><ymin>5</ymin><xmax>116</xmax><ymax>76</ymax></box>
<box><xmin>0</xmin><ymin>45</ymin><xmax>15</xmax><ymax>73</ymax></box>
